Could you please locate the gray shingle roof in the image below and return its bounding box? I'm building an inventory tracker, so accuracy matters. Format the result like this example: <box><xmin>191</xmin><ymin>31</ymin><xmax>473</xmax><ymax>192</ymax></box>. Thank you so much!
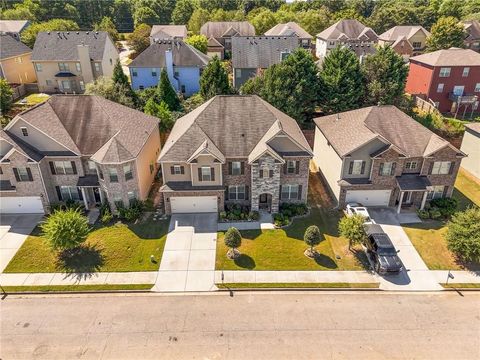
<box><xmin>150</xmin><ymin>25</ymin><xmax>188</xmax><ymax>39</ymax></box>
<box><xmin>129</xmin><ymin>40</ymin><xmax>209</xmax><ymax>68</ymax></box>
<box><xmin>232</xmin><ymin>36</ymin><xmax>299</xmax><ymax>68</ymax></box>
<box><xmin>410</xmin><ymin>48</ymin><xmax>480</xmax><ymax>66</ymax></box>
<box><xmin>0</xmin><ymin>129</ymin><xmax>44</xmax><ymax>162</ymax></box>
<box><xmin>379</xmin><ymin>26</ymin><xmax>430</xmax><ymax>41</ymax></box>
<box><xmin>200</xmin><ymin>21</ymin><xmax>255</xmax><ymax>38</ymax></box>
<box><xmin>0</xmin><ymin>20</ymin><xmax>29</xmax><ymax>34</ymax></box>
<box><xmin>314</xmin><ymin>106</ymin><xmax>462</xmax><ymax>158</ymax></box>
<box><xmin>0</xmin><ymin>34</ymin><xmax>32</xmax><ymax>60</ymax></box>
<box><xmin>13</xmin><ymin>95</ymin><xmax>159</xmax><ymax>163</ymax></box>
<box><xmin>264</xmin><ymin>22</ymin><xmax>312</xmax><ymax>39</ymax></box>
<box><xmin>316</xmin><ymin>19</ymin><xmax>378</xmax><ymax>41</ymax></box>
<box><xmin>463</xmin><ymin>20</ymin><xmax>480</xmax><ymax>41</ymax></box>
<box><xmin>159</xmin><ymin>95</ymin><xmax>311</xmax><ymax>163</ymax></box>
<box><xmin>31</xmin><ymin>31</ymin><xmax>113</xmax><ymax>61</ymax></box>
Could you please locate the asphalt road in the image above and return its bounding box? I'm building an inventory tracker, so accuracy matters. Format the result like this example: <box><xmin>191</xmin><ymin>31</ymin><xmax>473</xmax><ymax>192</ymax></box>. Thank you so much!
<box><xmin>1</xmin><ymin>291</ymin><xmax>479</xmax><ymax>359</ymax></box>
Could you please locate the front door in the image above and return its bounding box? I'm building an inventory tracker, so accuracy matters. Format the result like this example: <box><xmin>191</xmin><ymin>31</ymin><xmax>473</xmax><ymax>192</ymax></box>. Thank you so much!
<box><xmin>93</xmin><ymin>188</ymin><xmax>101</xmax><ymax>203</ymax></box>
<box><xmin>259</xmin><ymin>194</ymin><xmax>267</xmax><ymax>204</ymax></box>
<box><xmin>402</xmin><ymin>191</ymin><xmax>413</xmax><ymax>204</ymax></box>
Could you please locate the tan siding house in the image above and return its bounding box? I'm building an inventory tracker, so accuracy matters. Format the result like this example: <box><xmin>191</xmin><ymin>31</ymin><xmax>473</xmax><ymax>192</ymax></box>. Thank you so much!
<box><xmin>0</xmin><ymin>34</ymin><xmax>36</xmax><ymax>83</ymax></box>
<box><xmin>460</xmin><ymin>123</ymin><xmax>480</xmax><ymax>179</ymax></box>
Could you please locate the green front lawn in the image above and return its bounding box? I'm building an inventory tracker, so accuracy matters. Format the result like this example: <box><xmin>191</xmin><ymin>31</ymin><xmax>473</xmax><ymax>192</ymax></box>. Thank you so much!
<box><xmin>216</xmin><ymin>208</ymin><xmax>368</xmax><ymax>271</ymax></box>
<box><xmin>4</xmin><ymin>216</ymin><xmax>169</xmax><ymax>273</ymax></box>
<box><xmin>15</xmin><ymin>93</ymin><xmax>50</xmax><ymax>105</ymax></box>
<box><xmin>1</xmin><ymin>284</ymin><xmax>153</xmax><ymax>293</ymax></box>
<box><xmin>453</xmin><ymin>169</ymin><xmax>480</xmax><ymax>210</ymax></box>
<box><xmin>217</xmin><ymin>283</ymin><xmax>379</xmax><ymax>289</ymax></box>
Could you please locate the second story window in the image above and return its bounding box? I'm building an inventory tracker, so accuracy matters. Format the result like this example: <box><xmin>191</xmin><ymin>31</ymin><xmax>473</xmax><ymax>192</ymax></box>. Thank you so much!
<box><xmin>199</xmin><ymin>166</ymin><xmax>213</xmax><ymax>181</ymax></box>
<box><xmin>230</xmin><ymin>161</ymin><xmax>243</xmax><ymax>175</ymax></box>
<box><xmin>286</xmin><ymin>160</ymin><xmax>298</xmax><ymax>174</ymax></box>
<box><xmin>348</xmin><ymin>160</ymin><xmax>365</xmax><ymax>175</ymax></box>
<box><xmin>436</xmin><ymin>83</ymin><xmax>444</xmax><ymax>93</ymax></box>
<box><xmin>430</xmin><ymin>161</ymin><xmax>453</xmax><ymax>175</ymax></box>
<box><xmin>475</xmin><ymin>83</ymin><xmax>480</xmax><ymax>92</ymax></box>
<box><xmin>75</xmin><ymin>62</ymin><xmax>82</xmax><ymax>72</ymax></box>
<box><xmin>132</xmin><ymin>70</ymin><xmax>138</xmax><ymax>77</ymax></box>
<box><xmin>124</xmin><ymin>163</ymin><xmax>133</xmax><ymax>181</ymax></box>
<box><xmin>34</xmin><ymin>63</ymin><xmax>42</xmax><ymax>72</ymax></box>
<box><xmin>379</xmin><ymin>162</ymin><xmax>396</xmax><ymax>176</ymax></box>
<box><xmin>97</xmin><ymin>166</ymin><xmax>104</xmax><ymax>180</ymax></box>
<box><xmin>172</xmin><ymin>165</ymin><xmax>184</xmax><ymax>175</ymax></box>
<box><xmin>20</xmin><ymin>127</ymin><xmax>28</xmax><ymax>136</ymax></box>
<box><xmin>439</xmin><ymin>67</ymin><xmax>451</xmax><ymax>77</ymax></box>
<box><xmin>51</xmin><ymin>161</ymin><xmax>76</xmax><ymax>175</ymax></box>
<box><xmin>13</xmin><ymin>167</ymin><xmax>33</xmax><ymax>182</ymax></box>
<box><xmin>94</xmin><ymin>63</ymin><xmax>101</xmax><ymax>72</ymax></box>
<box><xmin>462</xmin><ymin>67</ymin><xmax>470</xmax><ymax>77</ymax></box>
<box><xmin>58</xmin><ymin>62</ymin><xmax>69</xmax><ymax>71</ymax></box>
<box><xmin>405</xmin><ymin>161</ymin><xmax>417</xmax><ymax>170</ymax></box>
<box><xmin>109</xmin><ymin>167</ymin><xmax>118</xmax><ymax>182</ymax></box>
<box><xmin>88</xmin><ymin>160</ymin><xmax>96</xmax><ymax>172</ymax></box>
<box><xmin>151</xmin><ymin>68</ymin><xmax>157</xmax><ymax>77</ymax></box>
<box><xmin>412</xmin><ymin>41</ymin><xmax>422</xmax><ymax>49</ymax></box>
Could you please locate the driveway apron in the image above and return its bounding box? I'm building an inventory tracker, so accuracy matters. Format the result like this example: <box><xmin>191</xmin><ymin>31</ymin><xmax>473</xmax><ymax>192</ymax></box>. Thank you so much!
<box><xmin>153</xmin><ymin>213</ymin><xmax>218</xmax><ymax>292</ymax></box>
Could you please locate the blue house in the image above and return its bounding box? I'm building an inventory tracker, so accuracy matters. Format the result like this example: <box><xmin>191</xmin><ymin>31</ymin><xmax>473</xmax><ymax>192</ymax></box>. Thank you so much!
<box><xmin>128</xmin><ymin>40</ymin><xmax>209</xmax><ymax>96</ymax></box>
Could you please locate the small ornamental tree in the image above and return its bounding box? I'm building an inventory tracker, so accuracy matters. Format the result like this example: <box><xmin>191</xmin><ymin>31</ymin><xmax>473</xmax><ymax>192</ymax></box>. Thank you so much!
<box><xmin>128</xmin><ymin>23</ymin><xmax>151</xmax><ymax>55</ymax></box>
<box><xmin>185</xmin><ymin>34</ymin><xmax>208</xmax><ymax>53</ymax></box>
<box><xmin>155</xmin><ymin>69</ymin><xmax>181</xmax><ymax>111</ymax></box>
<box><xmin>200</xmin><ymin>56</ymin><xmax>232</xmax><ymax>99</ymax></box>
<box><xmin>446</xmin><ymin>207</ymin><xmax>480</xmax><ymax>263</ymax></box>
<box><xmin>41</xmin><ymin>209</ymin><xmax>90</xmax><ymax>254</ymax></box>
<box><xmin>224</xmin><ymin>227</ymin><xmax>242</xmax><ymax>259</ymax></box>
<box><xmin>304</xmin><ymin>225</ymin><xmax>321</xmax><ymax>258</ymax></box>
<box><xmin>112</xmin><ymin>60</ymin><xmax>139</xmax><ymax>106</ymax></box>
<box><xmin>338</xmin><ymin>214</ymin><xmax>367</xmax><ymax>251</ymax></box>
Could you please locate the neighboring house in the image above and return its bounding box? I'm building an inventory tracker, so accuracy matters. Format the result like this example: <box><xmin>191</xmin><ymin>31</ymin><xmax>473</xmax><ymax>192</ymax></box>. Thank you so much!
<box><xmin>315</xmin><ymin>19</ymin><xmax>378</xmax><ymax>61</ymax></box>
<box><xmin>200</xmin><ymin>21</ymin><xmax>255</xmax><ymax>59</ymax></box>
<box><xmin>0</xmin><ymin>34</ymin><xmax>36</xmax><ymax>84</ymax></box>
<box><xmin>128</xmin><ymin>40</ymin><xmax>209</xmax><ymax>96</ymax></box>
<box><xmin>264</xmin><ymin>22</ymin><xmax>313</xmax><ymax>48</ymax></box>
<box><xmin>460</xmin><ymin>123</ymin><xmax>480</xmax><ymax>179</ymax></box>
<box><xmin>157</xmin><ymin>95</ymin><xmax>312</xmax><ymax>215</ymax></box>
<box><xmin>378</xmin><ymin>25</ymin><xmax>430</xmax><ymax>57</ymax></box>
<box><xmin>313</xmin><ymin>105</ymin><xmax>465</xmax><ymax>213</ymax></box>
<box><xmin>31</xmin><ymin>31</ymin><xmax>119</xmax><ymax>94</ymax></box>
<box><xmin>463</xmin><ymin>20</ymin><xmax>480</xmax><ymax>52</ymax></box>
<box><xmin>0</xmin><ymin>20</ymin><xmax>30</xmax><ymax>41</ymax></box>
<box><xmin>150</xmin><ymin>25</ymin><xmax>188</xmax><ymax>43</ymax></box>
<box><xmin>0</xmin><ymin>95</ymin><xmax>160</xmax><ymax>214</ymax></box>
<box><xmin>232</xmin><ymin>36</ymin><xmax>299</xmax><ymax>89</ymax></box>
<box><xmin>405</xmin><ymin>48</ymin><xmax>480</xmax><ymax>114</ymax></box>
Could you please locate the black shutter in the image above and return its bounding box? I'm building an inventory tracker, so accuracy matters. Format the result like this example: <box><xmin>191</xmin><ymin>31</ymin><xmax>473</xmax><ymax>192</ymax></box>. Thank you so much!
<box><xmin>49</xmin><ymin>161</ymin><xmax>56</xmax><ymax>174</ymax></box>
<box><xmin>269</xmin><ymin>169</ymin><xmax>273</xmax><ymax>178</ymax></box>
<box><xmin>26</xmin><ymin>167</ymin><xmax>33</xmax><ymax>181</ymax></box>
<box><xmin>279</xmin><ymin>185</ymin><xmax>283</xmax><ymax>200</ymax></box>
<box><xmin>71</xmin><ymin>161</ymin><xmax>77</xmax><ymax>175</ymax></box>
<box><xmin>198</xmin><ymin>168</ymin><xmax>202</xmax><ymax>181</ymax></box>
<box><xmin>390</xmin><ymin>162</ymin><xmax>396</xmax><ymax>176</ymax></box>
<box><xmin>348</xmin><ymin>161</ymin><xmax>354</xmax><ymax>174</ymax></box>
<box><xmin>378</xmin><ymin>163</ymin><xmax>384</xmax><ymax>176</ymax></box>
<box><xmin>360</xmin><ymin>161</ymin><xmax>366</xmax><ymax>174</ymax></box>
<box><xmin>13</xmin><ymin>168</ymin><xmax>20</xmax><ymax>181</ymax></box>
<box><xmin>428</xmin><ymin>162</ymin><xmax>434</xmax><ymax>174</ymax></box>
<box><xmin>245</xmin><ymin>185</ymin><xmax>249</xmax><ymax>200</ymax></box>
<box><xmin>180</xmin><ymin>166</ymin><xmax>185</xmax><ymax>174</ymax></box>
<box><xmin>283</xmin><ymin>164</ymin><xmax>287</xmax><ymax>174</ymax></box>
<box><xmin>170</xmin><ymin>166</ymin><xmax>174</xmax><ymax>174</ymax></box>
<box><xmin>297</xmin><ymin>185</ymin><xmax>302</xmax><ymax>200</ymax></box>
<box><xmin>259</xmin><ymin>169</ymin><xmax>263</xmax><ymax>178</ymax></box>
<box><xmin>55</xmin><ymin>186</ymin><xmax>62</xmax><ymax>201</ymax></box>
<box><xmin>225</xmin><ymin>186</ymin><xmax>229</xmax><ymax>200</ymax></box>
<box><xmin>295</xmin><ymin>161</ymin><xmax>300</xmax><ymax>174</ymax></box>
<box><xmin>228</xmin><ymin>162</ymin><xmax>232</xmax><ymax>175</ymax></box>
<box><xmin>78</xmin><ymin>188</ymin><xmax>83</xmax><ymax>200</ymax></box>
<box><xmin>241</xmin><ymin>162</ymin><xmax>245</xmax><ymax>175</ymax></box>
<box><xmin>448</xmin><ymin>162</ymin><xmax>455</xmax><ymax>175</ymax></box>
<box><xmin>210</xmin><ymin>167</ymin><xmax>215</xmax><ymax>181</ymax></box>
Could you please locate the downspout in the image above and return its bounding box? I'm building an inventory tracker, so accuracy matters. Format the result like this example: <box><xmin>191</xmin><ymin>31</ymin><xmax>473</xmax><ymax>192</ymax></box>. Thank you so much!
<box><xmin>37</xmin><ymin>162</ymin><xmax>51</xmax><ymax>212</ymax></box>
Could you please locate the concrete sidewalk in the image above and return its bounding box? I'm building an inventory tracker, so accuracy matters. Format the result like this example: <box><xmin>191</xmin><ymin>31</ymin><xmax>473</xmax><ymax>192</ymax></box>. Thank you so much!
<box><xmin>431</xmin><ymin>270</ymin><xmax>480</xmax><ymax>284</ymax></box>
<box><xmin>0</xmin><ymin>271</ymin><xmax>157</xmax><ymax>286</ymax></box>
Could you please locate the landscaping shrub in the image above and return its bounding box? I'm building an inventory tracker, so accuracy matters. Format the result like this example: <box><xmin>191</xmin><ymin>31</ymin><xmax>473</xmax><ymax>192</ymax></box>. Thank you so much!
<box><xmin>101</xmin><ymin>209</ymin><xmax>113</xmax><ymax>224</ymax></box>
<box><xmin>429</xmin><ymin>208</ymin><xmax>442</xmax><ymax>220</ymax></box>
<box><xmin>279</xmin><ymin>203</ymin><xmax>308</xmax><ymax>217</ymax></box>
<box><xmin>304</xmin><ymin>225</ymin><xmax>321</xmax><ymax>257</ymax></box>
<box><xmin>273</xmin><ymin>213</ymin><xmax>290</xmax><ymax>227</ymax></box>
<box><xmin>248</xmin><ymin>211</ymin><xmax>260</xmax><ymax>221</ymax></box>
<box><xmin>220</xmin><ymin>204</ymin><xmax>258</xmax><ymax>221</ymax></box>
<box><xmin>41</xmin><ymin>209</ymin><xmax>90</xmax><ymax>252</ymax></box>
<box><xmin>430</xmin><ymin>198</ymin><xmax>458</xmax><ymax>217</ymax></box>
<box><xmin>417</xmin><ymin>209</ymin><xmax>430</xmax><ymax>220</ymax></box>
<box><xmin>117</xmin><ymin>199</ymin><xmax>144</xmax><ymax>222</ymax></box>
<box><xmin>445</xmin><ymin>207</ymin><xmax>480</xmax><ymax>262</ymax></box>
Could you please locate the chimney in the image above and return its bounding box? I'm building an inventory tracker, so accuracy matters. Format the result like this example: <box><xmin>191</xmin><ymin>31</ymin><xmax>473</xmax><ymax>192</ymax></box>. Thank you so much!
<box><xmin>77</xmin><ymin>44</ymin><xmax>94</xmax><ymax>86</ymax></box>
<box><xmin>165</xmin><ymin>48</ymin><xmax>175</xmax><ymax>87</ymax></box>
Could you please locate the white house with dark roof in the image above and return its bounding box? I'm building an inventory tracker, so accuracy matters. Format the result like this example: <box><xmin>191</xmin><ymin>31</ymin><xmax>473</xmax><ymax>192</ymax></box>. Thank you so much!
<box><xmin>149</xmin><ymin>25</ymin><xmax>188</xmax><ymax>43</ymax></box>
<box><xmin>31</xmin><ymin>31</ymin><xmax>119</xmax><ymax>93</ymax></box>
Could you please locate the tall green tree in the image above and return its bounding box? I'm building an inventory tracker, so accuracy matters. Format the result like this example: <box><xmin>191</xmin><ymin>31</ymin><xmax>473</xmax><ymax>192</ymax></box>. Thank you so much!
<box><xmin>185</xmin><ymin>34</ymin><xmax>208</xmax><ymax>53</ymax></box>
<box><xmin>249</xmin><ymin>8</ymin><xmax>278</xmax><ymax>34</ymax></box>
<box><xmin>112</xmin><ymin>0</ymin><xmax>135</xmax><ymax>32</ymax></box>
<box><xmin>21</xmin><ymin>19</ymin><xmax>79</xmax><ymax>48</ymax></box>
<box><xmin>200</xmin><ymin>56</ymin><xmax>232</xmax><ymax>100</ymax></box>
<box><xmin>85</xmin><ymin>77</ymin><xmax>137</xmax><ymax>109</ymax></box>
<box><xmin>94</xmin><ymin>16</ymin><xmax>119</xmax><ymax>42</ymax></box>
<box><xmin>188</xmin><ymin>8</ymin><xmax>211</xmax><ymax>34</ymax></box>
<box><xmin>155</xmin><ymin>69</ymin><xmax>181</xmax><ymax>111</ymax></box>
<box><xmin>133</xmin><ymin>7</ymin><xmax>160</xmax><ymax>27</ymax></box>
<box><xmin>446</xmin><ymin>207</ymin><xmax>480</xmax><ymax>262</ymax></box>
<box><xmin>172</xmin><ymin>0</ymin><xmax>198</xmax><ymax>25</ymax></box>
<box><xmin>361</xmin><ymin>45</ymin><xmax>409</xmax><ymax>106</ymax></box>
<box><xmin>426</xmin><ymin>16</ymin><xmax>466</xmax><ymax>51</ymax></box>
<box><xmin>318</xmin><ymin>46</ymin><xmax>364</xmax><ymax>114</ymax></box>
<box><xmin>296</xmin><ymin>8</ymin><xmax>332</xmax><ymax>37</ymax></box>
<box><xmin>134</xmin><ymin>0</ymin><xmax>176</xmax><ymax>26</ymax></box>
<box><xmin>128</xmin><ymin>23</ymin><xmax>151</xmax><ymax>55</ymax></box>
<box><xmin>0</xmin><ymin>79</ymin><xmax>13</xmax><ymax>115</ymax></box>
<box><xmin>144</xmin><ymin>99</ymin><xmax>175</xmax><ymax>134</ymax></box>
<box><xmin>111</xmin><ymin>60</ymin><xmax>138</xmax><ymax>106</ymax></box>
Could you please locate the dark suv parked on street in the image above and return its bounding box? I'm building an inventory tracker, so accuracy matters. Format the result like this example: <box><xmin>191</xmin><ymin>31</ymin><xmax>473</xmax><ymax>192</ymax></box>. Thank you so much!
<box><xmin>364</xmin><ymin>225</ymin><xmax>403</xmax><ymax>275</ymax></box>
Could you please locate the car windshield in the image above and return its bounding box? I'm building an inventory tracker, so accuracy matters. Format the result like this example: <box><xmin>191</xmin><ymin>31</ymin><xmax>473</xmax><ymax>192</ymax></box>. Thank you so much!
<box><xmin>378</xmin><ymin>246</ymin><xmax>397</xmax><ymax>255</ymax></box>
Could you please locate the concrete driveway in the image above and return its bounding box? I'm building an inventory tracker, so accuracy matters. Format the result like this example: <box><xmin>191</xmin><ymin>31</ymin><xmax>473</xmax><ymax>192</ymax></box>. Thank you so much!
<box><xmin>153</xmin><ymin>213</ymin><xmax>218</xmax><ymax>292</ymax></box>
<box><xmin>0</xmin><ymin>214</ymin><xmax>43</xmax><ymax>273</ymax></box>
<box><xmin>369</xmin><ymin>208</ymin><xmax>442</xmax><ymax>291</ymax></box>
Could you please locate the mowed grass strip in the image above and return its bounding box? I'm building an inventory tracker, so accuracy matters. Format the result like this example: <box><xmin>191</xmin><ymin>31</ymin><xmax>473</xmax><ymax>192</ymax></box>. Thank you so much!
<box><xmin>1</xmin><ymin>284</ymin><xmax>153</xmax><ymax>293</ymax></box>
<box><xmin>216</xmin><ymin>282</ymin><xmax>379</xmax><ymax>289</ymax></box>
<box><xmin>4</xmin><ymin>217</ymin><xmax>170</xmax><ymax>273</ymax></box>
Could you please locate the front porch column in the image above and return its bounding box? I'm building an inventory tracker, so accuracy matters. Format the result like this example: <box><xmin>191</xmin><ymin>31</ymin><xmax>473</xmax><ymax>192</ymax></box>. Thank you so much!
<box><xmin>99</xmin><ymin>188</ymin><xmax>105</xmax><ymax>204</ymax></box>
<box><xmin>420</xmin><ymin>191</ymin><xmax>428</xmax><ymax>210</ymax></box>
<box><xmin>397</xmin><ymin>191</ymin><xmax>404</xmax><ymax>214</ymax></box>
<box><xmin>81</xmin><ymin>188</ymin><xmax>88</xmax><ymax>209</ymax></box>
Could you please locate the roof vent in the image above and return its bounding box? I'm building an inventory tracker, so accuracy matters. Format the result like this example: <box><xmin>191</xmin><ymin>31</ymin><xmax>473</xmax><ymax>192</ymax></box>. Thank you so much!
<box><xmin>95</xmin><ymin>31</ymin><xmax>99</xmax><ymax>35</ymax></box>
<box><xmin>76</xmin><ymin>31</ymin><xmax>79</xmax><ymax>34</ymax></box>
<box><xmin>47</xmin><ymin>31</ymin><xmax>50</xmax><ymax>35</ymax></box>
<box><xmin>86</xmin><ymin>31</ymin><xmax>89</xmax><ymax>35</ymax></box>
<box><xmin>67</xmin><ymin>31</ymin><xmax>70</xmax><ymax>35</ymax></box>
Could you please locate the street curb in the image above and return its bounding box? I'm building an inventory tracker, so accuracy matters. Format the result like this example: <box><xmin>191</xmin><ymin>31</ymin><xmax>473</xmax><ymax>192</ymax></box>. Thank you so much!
<box><xmin>215</xmin><ymin>287</ymin><xmax>382</xmax><ymax>292</ymax></box>
<box><xmin>1</xmin><ymin>290</ymin><xmax>153</xmax><ymax>296</ymax></box>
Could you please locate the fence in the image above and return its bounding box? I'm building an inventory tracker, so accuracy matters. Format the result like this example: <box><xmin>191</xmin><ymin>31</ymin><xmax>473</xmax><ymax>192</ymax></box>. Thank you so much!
<box><xmin>414</xmin><ymin>96</ymin><xmax>441</xmax><ymax>116</ymax></box>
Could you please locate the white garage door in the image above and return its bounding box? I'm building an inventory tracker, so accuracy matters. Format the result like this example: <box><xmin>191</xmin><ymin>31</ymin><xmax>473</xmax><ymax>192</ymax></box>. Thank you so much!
<box><xmin>0</xmin><ymin>196</ymin><xmax>44</xmax><ymax>213</ymax></box>
<box><xmin>345</xmin><ymin>190</ymin><xmax>391</xmax><ymax>207</ymax></box>
<box><xmin>170</xmin><ymin>196</ymin><xmax>218</xmax><ymax>213</ymax></box>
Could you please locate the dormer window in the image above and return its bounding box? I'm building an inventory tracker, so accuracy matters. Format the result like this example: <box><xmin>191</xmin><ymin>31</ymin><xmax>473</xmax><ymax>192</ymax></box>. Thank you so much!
<box><xmin>20</xmin><ymin>127</ymin><xmax>28</xmax><ymax>136</ymax></box>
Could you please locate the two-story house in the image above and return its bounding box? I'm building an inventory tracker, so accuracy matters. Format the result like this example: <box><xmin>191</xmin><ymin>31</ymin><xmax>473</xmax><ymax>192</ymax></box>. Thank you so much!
<box><xmin>232</xmin><ymin>36</ymin><xmax>300</xmax><ymax>89</ymax></box>
<box><xmin>0</xmin><ymin>34</ymin><xmax>36</xmax><ymax>84</ymax></box>
<box><xmin>315</xmin><ymin>19</ymin><xmax>378</xmax><ymax>62</ymax></box>
<box><xmin>31</xmin><ymin>31</ymin><xmax>119</xmax><ymax>93</ymax></box>
<box><xmin>378</xmin><ymin>25</ymin><xmax>430</xmax><ymax>57</ymax></box>
<box><xmin>463</xmin><ymin>20</ymin><xmax>480</xmax><ymax>52</ymax></box>
<box><xmin>128</xmin><ymin>40</ymin><xmax>209</xmax><ymax>95</ymax></box>
<box><xmin>201</xmin><ymin>21</ymin><xmax>255</xmax><ymax>59</ymax></box>
<box><xmin>157</xmin><ymin>95</ymin><xmax>312</xmax><ymax>214</ymax></box>
<box><xmin>405</xmin><ymin>48</ymin><xmax>480</xmax><ymax>114</ymax></box>
<box><xmin>264</xmin><ymin>22</ymin><xmax>313</xmax><ymax>49</ymax></box>
<box><xmin>0</xmin><ymin>20</ymin><xmax>30</xmax><ymax>41</ymax></box>
<box><xmin>0</xmin><ymin>95</ymin><xmax>160</xmax><ymax>214</ymax></box>
<box><xmin>313</xmin><ymin>106</ymin><xmax>465</xmax><ymax>213</ymax></box>
<box><xmin>149</xmin><ymin>25</ymin><xmax>188</xmax><ymax>43</ymax></box>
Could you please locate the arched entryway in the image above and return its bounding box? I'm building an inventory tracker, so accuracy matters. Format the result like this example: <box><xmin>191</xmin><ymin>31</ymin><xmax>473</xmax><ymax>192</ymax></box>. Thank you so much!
<box><xmin>258</xmin><ymin>193</ymin><xmax>272</xmax><ymax>212</ymax></box>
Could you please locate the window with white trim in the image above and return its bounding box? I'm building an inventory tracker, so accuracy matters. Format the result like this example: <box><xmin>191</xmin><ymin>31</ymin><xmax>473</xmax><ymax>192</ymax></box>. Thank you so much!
<box><xmin>79</xmin><ymin>80</ymin><xmax>85</xmax><ymax>91</ymax></box>
<box><xmin>75</xmin><ymin>62</ymin><xmax>82</xmax><ymax>72</ymax></box>
<box><xmin>132</xmin><ymin>70</ymin><xmax>138</xmax><ymax>77</ymax></box>
<box><xmin>151</xmin><ymin>68</ymin><xmax>157</xmax><ymax>76</ymax></box>
<box><xmin>16</xmin><ymin>167</ymin><xmax>30</xmax><ymax>181</ymax></box>
<box><xmin>173</xmin><ymin>165</ymin><xmax>182</xmax><ymax>175</ymax></box>
<box><xmin>412</xmin><ymin>41</ymin><xmax>422</xmax><ymax>49</ymax></box>
<box><xmin>282</xmin><ymin>184</ymin><xmax>299</xmax><ymax>200</ymax></box>
<box><xmin>201</xmin><ymin>166</ymin><xmax>211</xmax><ymax>181</ymax></box>
<box><xmin>58</xmin><ymin>62</ymin><xmax>69</xmax><ymax>71</ymax></box>
<box><xmin>286</xmin><ymin>160</ymin><xmax>296</xmax><ymax>174</ymax></box>
<box><xmin>380</xmin><ymin>162</ymin><xmax>394</xmax><ymax>176</ymax></box>
<box><xmin>475</xmin><ymin>83</ymin><xmax>480</xmax><ymax>92</ymax></box>
<box><xmin>20</xmin><ymin>127</ymin><xmax>28</xmax><ymax>136</ymax></box>
<box><xmin>124</xmin><ymin>163</ymin><xmax>133</xmax><ymax>181</ymax></box>
<box><xmin>437</xmin><ymin>83</ymin><xmax>444</xmax><ymax>93</ymax></box>
<box><xmin>462</xmin><ymin>67</ymin><xmax>470</xmax><ymax>77</ymax></box>
<box><xmin>229</xmin><ymin>185</ymin><xmax>245</xmax><ymax>200</ymax></box>
<box><xmin>231</xmin><ymin>161</ymin><xmax>241</xmax><ymax>175</ymax></box>
<box><xmin>35</xmin><ymin>63</ymin><xmax>42</xmax><ymax>72</ymax></box>
<box><xmin>127</xmin><ymin>191</ymin><xmax>137</xmax><ymax>205</ymax></box>
<box><xmin>60</xmin><ymin>186</ymin><xmax>80</xmax><ymax>201</ymax></box>
<box><xmin>46</xmin><ymin>79</ymin><xmax>53</xmax><ymax>86</ymax></box>
<box><xmin>109</xmin><ymin>167</ymin><xmax>118</xmax><ymax>182</ymax></box>
<box><xmin>54</xmin><ymin>161</ymin><xmax>74</xmax><ymax>175</ymax></box>
<box><xmin>61</xmin><ymin>80</ymin><xmax>71</xmax><ymax>90</ymax></box>
<box><xmin>439</xmin><ymin>67</ymin><xmax>451</xmax><ymax>77</ymax></box>
<box><xmin>427</xmin><ymin>185</ymin><xmax>445</xmax><ymax>200</ymax></box>
<box><xmin>88</xmin><ymin>161</ymin><xmax>96</xmax><ymax>171</ymax></box>
<box><xmin>94</xmin><ymin>63</ymin><xmax>100</xmax><ymax>72</ymax></box>
<box><xmin>351</xmin><ymin>160</ymin><xmax>363</xmax><ymax>175</ymax></box>
<box><xmin>405</xmin><ymin>161</ymin><xmax>417</xmax><ymax>170</ymax></box>
<box><xmin>431</xmin><ymin>161</ymin><xmax>451</xmax><ymax>175</ymax></box>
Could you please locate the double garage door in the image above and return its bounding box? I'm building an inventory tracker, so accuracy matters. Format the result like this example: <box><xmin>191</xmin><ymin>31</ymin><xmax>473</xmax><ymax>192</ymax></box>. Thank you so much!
<box><xmin>345</xmin><ymin>190</ymin><xmax>392</xmax><ymax>207</ymax></box>
<box><xmin>170</xmin><ymin>196</ymin><xmax>218</xmax><ymax>214</ymax></box>
<box><xmin>0</xmin><ymin>196</ymin><xmax>45</xmax><ymax>214</ymax></box>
